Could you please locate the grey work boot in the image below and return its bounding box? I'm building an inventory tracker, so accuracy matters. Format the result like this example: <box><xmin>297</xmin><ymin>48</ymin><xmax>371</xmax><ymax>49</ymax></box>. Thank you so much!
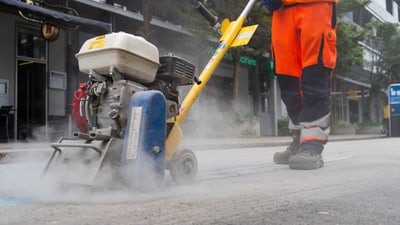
<box><xmin>273</xmin><ymin>130</ymin><xmax>300</xmax><ymax>164</ymax></box>
<box><xmin>288</xmin><ymin>141</ymin><xmax>324</xmax><ymax>170</ymax></box>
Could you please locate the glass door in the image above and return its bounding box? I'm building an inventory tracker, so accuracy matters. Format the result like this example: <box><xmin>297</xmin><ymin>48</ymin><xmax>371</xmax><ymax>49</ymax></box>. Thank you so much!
<box><xmin>16</xmin><ymin>25</ymin><xmax>47</xmax><ymax>140</ymax></box>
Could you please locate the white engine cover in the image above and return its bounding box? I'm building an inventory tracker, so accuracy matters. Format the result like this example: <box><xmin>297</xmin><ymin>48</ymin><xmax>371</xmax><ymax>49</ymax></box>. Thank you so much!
<box><xmin>76</xmin><ymin>32</ymin><xmax>160</xmax><ymax>83</ymax></box>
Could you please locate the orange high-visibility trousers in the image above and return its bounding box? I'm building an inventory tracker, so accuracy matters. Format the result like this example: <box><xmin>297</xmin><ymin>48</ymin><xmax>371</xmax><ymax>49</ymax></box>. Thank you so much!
<box><xmin>271</xmin><ymin>2</ymin><xmax>337</xmax><ymax>77</ymax></box>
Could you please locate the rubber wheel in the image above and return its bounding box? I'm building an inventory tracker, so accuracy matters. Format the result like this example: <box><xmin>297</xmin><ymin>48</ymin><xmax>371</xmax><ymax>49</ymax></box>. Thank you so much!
<box><xmin>168</xmin><ymin>149</ymin><xmax>198</xmax><ymax>185</ymax></box>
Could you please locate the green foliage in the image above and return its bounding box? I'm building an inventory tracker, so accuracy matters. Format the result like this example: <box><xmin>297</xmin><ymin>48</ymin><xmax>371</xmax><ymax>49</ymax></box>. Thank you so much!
<box><xmin>335</xmin><ymin>120</ymin><xmax>354</xmax><ymax>127</ymax></box>
<box><xmin>337</xmin><ymin>0</ymin><xmax>371</xmax><ymax>14</ymax></box>
<box><xmin>335</xmin><ymin>21</ymin><xmax>368</xmax><ymax>75</ymax></box>
<box><xmin>177</xmin><ymin>0</ymin><xmax>273</xmax><ymax>106</ymax></box>
<box><xmin>176</xmin><ymin>1</ymin><xmax>218</xmax><ymax>48</ymax></box>
<box><xmin>231</xmin><ymin>111</ymin><xmax>258</xmax><ymax>137</ymax></box>
<box><xmin>334</xmin><ymin>0</ymin><xmax>371</xmax><ymax>76</ymax></box>
<box><xmin>277</xmin><ymin>117</ymin><xmax>290</xmax><ymax>136</ymax></box>
<box><xmin>362</xmin><ymin>96</ymin><xmax>372</xmax><ymax>123</ymax></box>
<box><xmin>232</xmin><ymin>111</ymin><xmax>257</xmax><ymax>124</ymax></box>
<box><xmin>364</xmin><ymin>21</ymin><xmax>400</xmax><ymax>90</ymax></box>
<box><xmin>145</xmin><ymin>0</ymin><xmax>216</xmax><ymax>49</ymax></box>
<box><xmin>245</xmin><ymin>1</ymin><xmax>272</xmax><ymax>57</ymax></box>
<box><xmin>356</xmin><ymin>121</ymin><xmax>382</xmax><ymax>127</ymax></box>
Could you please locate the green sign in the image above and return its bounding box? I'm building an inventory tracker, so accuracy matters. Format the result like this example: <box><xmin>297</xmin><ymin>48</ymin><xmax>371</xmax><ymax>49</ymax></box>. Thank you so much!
<box><xmin>206</xmin><ymin>47</ymin><xmax>257</xmax><ymax>67</ymax></box>
<box><xmin>205</xmin><ymin>46</ymin><xmax>275</xmax><ymax>78</ymax></box>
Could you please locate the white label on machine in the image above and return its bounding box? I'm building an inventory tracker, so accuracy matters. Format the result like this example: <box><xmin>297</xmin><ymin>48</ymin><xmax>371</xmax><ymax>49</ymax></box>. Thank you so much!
<box><xmin>126</xmin><ymin>106</ymin><xmax>142</xmax><ymax>159</ymax></box>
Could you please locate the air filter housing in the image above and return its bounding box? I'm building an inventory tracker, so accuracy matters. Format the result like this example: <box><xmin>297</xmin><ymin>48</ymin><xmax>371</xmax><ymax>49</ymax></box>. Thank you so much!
<box><xmin>156</xmin><ymin>56</ymin><xmax>195</xmax><ymax>86</ymax></box>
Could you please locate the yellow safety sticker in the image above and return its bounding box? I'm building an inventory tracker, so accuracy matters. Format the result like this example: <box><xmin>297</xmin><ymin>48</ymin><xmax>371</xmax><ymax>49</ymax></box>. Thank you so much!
<box><xmin>88</xmin><ymin>37</ymin><xmax>106</xmax><ymax>50</ymax></box>
<box><xmin>231</xmin><ymin>24</ymin><xmax>258</xmax><ymax>47</ymax></box>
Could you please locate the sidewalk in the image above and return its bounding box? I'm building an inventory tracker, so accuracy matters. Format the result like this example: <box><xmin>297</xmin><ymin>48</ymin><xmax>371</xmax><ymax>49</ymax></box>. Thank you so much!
<box><xmin>180</xmin><ymin>134</ymin><xmax>387</xmax><ymax>150</ymax></box>
<box><xmin>0</xmin><ymin>134</ymin><xmax>387</xmax><ymax>153</ymax></box>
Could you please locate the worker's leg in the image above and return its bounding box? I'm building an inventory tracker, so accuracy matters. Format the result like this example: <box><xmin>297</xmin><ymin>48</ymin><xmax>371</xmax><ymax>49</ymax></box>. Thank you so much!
<box><xmin>271</xmin><ymin>5</ymin><xmax>303</xmax><ymax>164</ymax></box>
<box><xmin>288</xmin><ymin>2</ymin><xmax>337</xmax><ymax>170</ymax></box>
<box><xmin>273</xmin><ymin>75</ymin><xmax>302</xmax><ymax>164</ymax></box>
<box><xmin>288</xmin><ymin>65</ymin><xmax>331</xmax><ymax>170</ymax></box>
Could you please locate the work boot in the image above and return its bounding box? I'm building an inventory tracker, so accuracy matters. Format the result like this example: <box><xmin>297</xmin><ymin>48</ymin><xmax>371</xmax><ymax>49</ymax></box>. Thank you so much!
<box><xmin>273</xmin><ymin>130</ymin><xmax>300</xmax><ymax>164</ymax></box>
<box><xmin>288</xmin><ymin>141</ymin><xmax>324</xmax><ymax>170</ymax></box>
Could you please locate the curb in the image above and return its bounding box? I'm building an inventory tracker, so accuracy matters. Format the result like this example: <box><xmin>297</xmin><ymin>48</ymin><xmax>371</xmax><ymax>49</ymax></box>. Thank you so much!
<box><xmin>0</xmin><ymin>134</ymin><xmax>388</xmax><ymax>152</ymax></box>
<box><xmin>180</xmin><ymin>134</ymin><xmax>387</xmax><ymax>150</ymax></box>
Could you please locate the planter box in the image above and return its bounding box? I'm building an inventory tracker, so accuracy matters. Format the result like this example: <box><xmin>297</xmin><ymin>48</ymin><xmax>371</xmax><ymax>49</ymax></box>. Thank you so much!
<box><xmin>356</xmin><ymin>125</ymin><xmax>383</xmax><ymax>134</ymax></box>
<box><xmin>332</xmin><ymin>125</ymin><xmax>356</xmax><ymax>135</ymax></box>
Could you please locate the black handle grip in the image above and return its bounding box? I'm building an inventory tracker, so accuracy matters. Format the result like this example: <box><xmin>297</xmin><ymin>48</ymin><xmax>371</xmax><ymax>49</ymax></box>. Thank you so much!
<box><xmin>194</xmin><ymin>2</ymin><xmax>218</xmax><ymax>27</ymax></box>
<box><xmin>194</xmin><ymin>76</ymin><xmax>202</xmax><ymax>85</ymax></box>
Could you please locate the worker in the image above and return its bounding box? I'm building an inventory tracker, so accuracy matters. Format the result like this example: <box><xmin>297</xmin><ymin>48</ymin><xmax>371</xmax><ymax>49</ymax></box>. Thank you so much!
<box><xmin>263</xmin><ymin>0</ymin><xmax>337</xmax><ymax>169</ymax></box>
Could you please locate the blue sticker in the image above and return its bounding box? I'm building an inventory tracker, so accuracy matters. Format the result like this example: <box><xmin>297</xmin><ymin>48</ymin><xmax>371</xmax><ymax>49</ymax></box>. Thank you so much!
<box><xmin>0</xmin><ymin>197</ymin><xmax>31</xmax><ymax>206</ymax></box>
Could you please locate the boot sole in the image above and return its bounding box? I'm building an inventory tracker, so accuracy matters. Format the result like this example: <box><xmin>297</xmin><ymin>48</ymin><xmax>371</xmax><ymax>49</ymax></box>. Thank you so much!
<box><xmin>288</xmin><ymin>157</ymin><xmax>324</xmax><ymax>170</ymax></box>
<box><xmin>273</xmin><ymin>157</ymin><xmax>289</xmax><ymax>165</ymax></box>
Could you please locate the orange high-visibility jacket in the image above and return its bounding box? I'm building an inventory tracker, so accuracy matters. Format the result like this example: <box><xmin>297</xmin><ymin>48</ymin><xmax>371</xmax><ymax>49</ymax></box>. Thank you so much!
<box><xmin>282</xmin><ymin>0</ymin><xmax>338</xmax><ymax>3</ymax></box>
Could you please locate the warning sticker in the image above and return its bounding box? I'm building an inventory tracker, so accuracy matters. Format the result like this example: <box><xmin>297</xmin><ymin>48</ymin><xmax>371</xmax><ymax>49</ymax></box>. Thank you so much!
<box><xmin>126</xmin><ymin>107</ymin><xmax>142</xmax><ymax>159</ymax></box>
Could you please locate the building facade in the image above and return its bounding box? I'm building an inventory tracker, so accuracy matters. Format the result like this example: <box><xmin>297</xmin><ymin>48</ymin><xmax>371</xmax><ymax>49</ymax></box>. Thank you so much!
<box><xmin>0</xmin><ymin>0</ymin><xmax>278</xmax><ymax>142</ymax></box>
<box><xmin>332</xmin><ymin>0</ymin><xmax>400</xmax><ymax>129</ymax></box>
<box><xmin>2</xmin><ymin>0</ymin><xmax>395</xmax><ymax>142</ymax></box>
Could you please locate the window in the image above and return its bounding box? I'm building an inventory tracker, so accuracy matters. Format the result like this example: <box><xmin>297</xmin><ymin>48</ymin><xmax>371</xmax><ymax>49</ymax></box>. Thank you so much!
<box><xmin>398</xmin><ymin>6</ymin><xmax>400</xmax><ymax>22</ymax></box>
<box><xmin>0</xmin><ymin>79</ymin><xmax>8</xmax><ymax>96</ymax></box>
<box><xmin>387</xmin><ymin>0</ymin><xmax>393</xmax><ymax>14</ymax></box>
<box><xmin>352</xmin><ymin>9</ymin><xmax>374</xmax><ymax>27</ymax></box>
<box><xmin>17</xmin><ymin>26</ymin><xmax>47</xmax><ymax>60</ymax></box>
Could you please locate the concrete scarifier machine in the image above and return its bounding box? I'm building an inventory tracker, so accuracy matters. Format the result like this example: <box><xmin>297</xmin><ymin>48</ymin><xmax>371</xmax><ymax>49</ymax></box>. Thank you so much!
<box><xmin>42</xmin><ymin>0</ymin><xmax>259</xmax><ymax>188</ymax></box>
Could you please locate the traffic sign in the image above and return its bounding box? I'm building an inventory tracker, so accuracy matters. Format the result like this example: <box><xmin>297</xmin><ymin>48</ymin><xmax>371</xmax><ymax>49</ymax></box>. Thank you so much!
<box><xmin>388</xmin><ymin>83</ymin><xmax>400</xmax><ymax>104</ymax></box>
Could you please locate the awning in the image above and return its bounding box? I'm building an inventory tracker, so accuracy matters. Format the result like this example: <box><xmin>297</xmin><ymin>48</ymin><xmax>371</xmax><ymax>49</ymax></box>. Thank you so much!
<box><xmin>0</xmin><ymin>0</ymin><xmax>111</xmax><ymax>32</ymax></box>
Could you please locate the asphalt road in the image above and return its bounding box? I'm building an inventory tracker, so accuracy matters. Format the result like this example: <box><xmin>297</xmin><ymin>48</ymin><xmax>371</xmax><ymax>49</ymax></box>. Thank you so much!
<box><xmin>1</xmin><ymin>137</ymin><xmax>400</xmax><ymax>225</ymax></box>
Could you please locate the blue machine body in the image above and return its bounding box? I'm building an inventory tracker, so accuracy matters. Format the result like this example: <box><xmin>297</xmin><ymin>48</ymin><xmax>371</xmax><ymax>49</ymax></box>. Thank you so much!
<box><xmin>121</xmin><ymin>90</ymin><xmax>167</xmax><ymax>182</ymax></box>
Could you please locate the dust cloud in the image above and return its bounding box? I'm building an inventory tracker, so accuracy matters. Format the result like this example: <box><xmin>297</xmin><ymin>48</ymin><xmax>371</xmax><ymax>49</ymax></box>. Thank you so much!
<box><xmin>0</xmin><ymin>79</ymin><xmax>255</xmax><ymax>204</ymax></box>
<box><xmin>0</xmin><ymin>130</ymin><xmax>213</xmax><ymax>205</ymax></box>
<box><xmin>180</xmin><ymin>85</ymin><xmax>258</xmax><ymax>139</ymax></box>
<box><xmin>0</xmin><ymin>146</ymin><xmax>216</xmax><ymax>204</ymax></box>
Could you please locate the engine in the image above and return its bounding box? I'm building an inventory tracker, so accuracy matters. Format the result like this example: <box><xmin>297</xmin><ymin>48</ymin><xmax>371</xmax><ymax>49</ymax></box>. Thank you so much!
<box><xmin>72</xmin><ymin>32</ymin><xmax>195</xmax><ymax>138</ymax></box>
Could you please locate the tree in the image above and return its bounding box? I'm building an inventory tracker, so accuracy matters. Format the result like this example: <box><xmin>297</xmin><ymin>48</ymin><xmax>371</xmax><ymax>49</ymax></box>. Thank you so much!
<box><xmin>335</xmin><ymin>22</ymin><xmax>368</xmax><ymax>76</ymax></box>
<box><xmin>363</xmin><ymin>21</ymin><xmax>400</xmax><ymax>122</ymax></box>
<box><xmin>364</xmin><ymin>21</ymin><xmax>400</xmax><ymax>92</ymax></box>
<box><xmin>141</xmin><ymin>1</ymin><xmax>373</xmax><ymax>113</ymax></box>
<box><xmin>207</xmin><ymin>0</ymin><xmax>271</xmax><ymax>109</ymax></box>
<box><xmin>149</xmin><ymin>0</ymin><xmax>271</xmax><ymax>109</ymax></box>
<box><xmin>335</xmin><ymin>0</ymin><xmax>371</xmax><ymax>76</ymax></box>
<box><xmin>337</xmin><ymin>0</ymin><xmax>371</xmax><ymax>13</ymax></box>
<box><xmin>329</xmin><ymin>0</ymin><xmax>371</xmax><ymax>123</ymax></box>
<box><xmin>136</xmin><ymin>0</ymin><xmax>214</xmax><ymax>42</ymax></box>
<box><xmin>135</xmin><ymin>0</ymin><xmax>153</xmax><ymax>39</ymax></box>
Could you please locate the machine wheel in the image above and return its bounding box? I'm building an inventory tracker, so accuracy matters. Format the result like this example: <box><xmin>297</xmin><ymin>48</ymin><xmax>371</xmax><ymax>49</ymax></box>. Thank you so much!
<box><xmin>168</xmin><ymin>149</ymin><xmax>198</xmax><ymax>185</ymax></box>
